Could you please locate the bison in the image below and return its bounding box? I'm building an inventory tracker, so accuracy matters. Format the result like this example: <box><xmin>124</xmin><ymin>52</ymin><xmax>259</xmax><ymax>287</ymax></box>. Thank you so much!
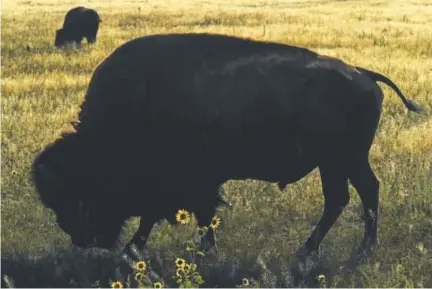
<box><xmin>55</xmin><ymin>7</ymin><xmax>101</xmax><ymax>48</ymax></box>
<box><xmin>33</xmin><ymin>33</ymin><xmax>421</xmax><ymax>259</ymax></box>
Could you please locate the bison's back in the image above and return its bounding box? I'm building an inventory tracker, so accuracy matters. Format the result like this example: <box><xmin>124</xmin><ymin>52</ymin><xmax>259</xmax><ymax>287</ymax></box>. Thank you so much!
<box><xmin>63</xmin><ymin>7</ymin><xmax>100</xmax><ymax>29</ymax></box>
<box><xmin>63</xmin><ymin>7</ymin><xmax>86</xmax><ymax>28</ymax></box>
<box><xmin>78</xmin><ymin>34</ymin><xmax>378</xmax><ymax>135</ymax></box>
<box><xmin>77</xmin><ymin>34</ymin><xmax>319</xmax><ymax>131</ymax></box>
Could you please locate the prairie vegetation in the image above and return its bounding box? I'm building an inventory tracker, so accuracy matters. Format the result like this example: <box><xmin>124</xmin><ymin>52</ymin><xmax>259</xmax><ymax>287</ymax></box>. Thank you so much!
<box><xmin>1</xmin><ymin>0</ymin><xmax>431</xmax><ymax>287</ymax></box>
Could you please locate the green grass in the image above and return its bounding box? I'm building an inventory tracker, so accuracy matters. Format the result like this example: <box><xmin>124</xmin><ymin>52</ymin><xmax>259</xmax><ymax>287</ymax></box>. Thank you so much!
<box><xmin>1</xmin><ymin>0</ymin><xmax>432</xmax><ymax>287</ymax></box>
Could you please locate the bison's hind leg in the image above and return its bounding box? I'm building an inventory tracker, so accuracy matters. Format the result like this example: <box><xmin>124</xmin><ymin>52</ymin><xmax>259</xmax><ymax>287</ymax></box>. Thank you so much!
<box><xmin>348</xmin><ymin>153</ymin><xmax>379</xmax><ymax>256</ymax></box>
<box><xmin>86</xmin><ymin>23</ymin><xmax>99</xmax><ymax>44</ymax></box>
<box><xmin>345</xmin><ymin>87</ymin><xmax>382</xmax><ymax>260</ymax></box>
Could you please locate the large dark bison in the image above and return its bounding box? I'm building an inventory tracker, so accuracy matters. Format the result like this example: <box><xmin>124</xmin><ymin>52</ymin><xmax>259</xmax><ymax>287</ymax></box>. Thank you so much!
<box><xmin>55</xmin><ymin>7</ymin><xmax>101</xmax><ymax>48</ymax></box>
<box><xmin>33</xmin><ymin>33</ymin><xmax>421</xmax><ymax>258</ymax></box>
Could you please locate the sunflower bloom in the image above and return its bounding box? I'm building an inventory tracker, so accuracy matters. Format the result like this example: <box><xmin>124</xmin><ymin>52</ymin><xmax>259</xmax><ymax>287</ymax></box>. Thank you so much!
<box><xmin>176</xmin><ymin>267</ymin><xmax>187</xmax><ymax>278</ymax></box>
<box><xmin>242</xmin><ymin>278</ymin><xmax>250</xmax><ymax>287</ymax></box>
<box><xmin>176</xmin><ymin>209</ymin><xmax>191</xmax><ymax>225</ymax></box>
<box><xmin>183</xmin><ymin>263</ymin><xmax>191</xmax><ymax>274</ymax></box>
<box><xmin>111</xmin><ymin>281</ymin><xmax>123</xmax><ymax>288</ymax></box>
<box><xmin>135</xmin><ymin>261</ymin><xmax>147</xmax><ymax>272</ymax></box>
<box><xmin>210</xmin><ymin>216</ymin><xmax>221</xmax><ymax>229</ymax></box>
<box><xmin>175</xmin><ymin>258</ymin><xmax>186</xmax><ymax>268</ymax></box>
<box><xmin>153</xmin><ymin>281</ymin><xmax>163</xmax><ymax>288</ymax></box>
<box><xmin>135</xmin><ymin>272</ymin><xmax>146</xmax><ymax>282</ymax></box>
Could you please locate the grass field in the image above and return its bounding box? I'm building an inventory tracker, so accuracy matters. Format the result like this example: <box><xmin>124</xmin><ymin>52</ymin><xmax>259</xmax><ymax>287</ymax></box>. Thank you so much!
<box><xmin>1</xmin><ymin>0</ymin><xmax>432</xmax><ymax>287</ymax></box>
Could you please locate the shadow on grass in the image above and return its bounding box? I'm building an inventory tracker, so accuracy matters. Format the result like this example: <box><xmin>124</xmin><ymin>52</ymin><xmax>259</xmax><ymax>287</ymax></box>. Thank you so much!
<box><xmin>1</xmin><ymin>247</ymin><xmax>125</xmax><ymax>288</ymax></box>
<box><xmin>0</xmin><ymin>244</ymin><xmax>347</xmax><ymax>288</ymax></box>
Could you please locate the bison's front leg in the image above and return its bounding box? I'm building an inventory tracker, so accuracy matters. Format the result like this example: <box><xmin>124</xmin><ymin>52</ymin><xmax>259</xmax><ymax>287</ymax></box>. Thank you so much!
<box><xmin>196</xmin><ymin>211</ymin><xmax>217</xmax><ymax>251</ymax></box>
<box><xmin>124</xmin><ymin>217</ymin><xmax>157</xmax><ymax>254</ymax></box>
<box><xmin>86</xmin><ymin>34</ymin><xmax>97</xmax><ymax>44</ymax></box>
<box><xmin>194</xmin><ymin>188</ymin><xmax>221</xmax><ymax>251</ymax></box>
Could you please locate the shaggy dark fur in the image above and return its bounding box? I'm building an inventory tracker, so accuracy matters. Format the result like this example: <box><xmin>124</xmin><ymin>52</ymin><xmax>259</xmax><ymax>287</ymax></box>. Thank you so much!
<box><xmin>55</xmin><ymin>7</ymin><xmax>101</xmax><ymax>48</ymax></box>
<box><xmin>33</xmin><ymin>33</ymin><xmax>421</xmax><ymax>257</ymax></box>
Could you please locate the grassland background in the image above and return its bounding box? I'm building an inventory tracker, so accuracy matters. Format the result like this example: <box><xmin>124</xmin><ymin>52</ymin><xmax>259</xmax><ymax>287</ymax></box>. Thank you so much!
<box><xmin>1</xmin><ymin>0</ymin><xmax>432</xmax><ymax>287</ymax></box>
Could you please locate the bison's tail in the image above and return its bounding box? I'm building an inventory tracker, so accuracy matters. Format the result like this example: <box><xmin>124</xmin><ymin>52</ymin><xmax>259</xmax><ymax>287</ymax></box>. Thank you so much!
<box><xmin>355</xmin><ymin>66</ymin><xmax>422</xmax><ymax>113</ymax></box>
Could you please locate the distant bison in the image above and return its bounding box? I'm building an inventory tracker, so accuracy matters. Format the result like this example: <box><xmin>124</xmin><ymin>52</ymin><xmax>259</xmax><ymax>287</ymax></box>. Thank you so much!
<box><xmin>33</xmin><ymin>33</ymin><xmax>421</xmax><ymax>258</ymax></box>
<box><xmin>55</xmin><ymin>7</ymin><xmax>101</xmax><ymax>48</ymax></box>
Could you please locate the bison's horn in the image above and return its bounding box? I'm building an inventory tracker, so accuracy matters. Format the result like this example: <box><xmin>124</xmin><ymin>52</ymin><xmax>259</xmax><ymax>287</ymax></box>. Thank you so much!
<box><xmin>218</xmin><ymin>198</ymin><xmax>233</xmax><ymax>208</ymax></box>
<box><xmin>71</xmin><ymin>121</ymin><xmax>80</xmax><ymax>130</ymax></box>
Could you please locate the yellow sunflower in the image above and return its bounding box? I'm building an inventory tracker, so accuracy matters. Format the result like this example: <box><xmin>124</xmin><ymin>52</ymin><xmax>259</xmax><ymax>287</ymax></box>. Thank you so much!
<box><xmin>210</xmin><ymin>216</ymin><xmax>221</xmax><ymax>229</ymax></box>
<box><xmin>175</xmin><ymin>209</ymin><xmax>191</xmax><ymax>225</ymax></box>
<box><xmin>183</xmin><ymin>263</ymin><xmax>191</xmax><ymax>274</ymax></box>
<box><xmin>135</xmin><ymin>272</ymin><xmax>146</xmax><ymax>282</ymax></box>
<box><xmin>111</xmin><ymin>281</ymin><xmax>123</xmax><ymax>288</ymax></box>
<box><xmin>242</xmin><ymin>278</ymin><xmax>250</xmax><ymax>287</ymax></box>
<box><xmin>197</xmin><ymin>226</ymin><xmax>208</xmax><ymax>237</ymax></box>
<box><xmin>135</xmin><ymin>261</ymin><xmax>147</xmax><ymax>272</ymax></box>
<box><xmin>175</xmin><ymin>258</ymin><xmax>186</xmax><ymax>268</ymax></box>
<box><xmin>176</xmin><ymin>267</ymin><xmax>187</xmax><ymax>278</ymax></box>
<box><xmin>153</xmin><ymin>281</ymin><xmax>164</xmax><ymax>288</ymax></box>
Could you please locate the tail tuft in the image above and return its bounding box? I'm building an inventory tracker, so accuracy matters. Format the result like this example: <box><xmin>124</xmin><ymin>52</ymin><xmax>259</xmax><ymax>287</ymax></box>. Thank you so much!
<box><xmin>405</xmin><ymin>99</ymin><xmax>423</xmax><ymax>113</ymax></box>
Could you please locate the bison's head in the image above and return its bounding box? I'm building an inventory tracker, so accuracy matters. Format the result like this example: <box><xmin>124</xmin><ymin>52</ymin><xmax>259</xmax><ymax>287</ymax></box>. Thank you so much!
<box><xmin>32</xmin><ymin>131</ymin><xmax>127</xmax><ymax>249</ymax></box>
<box><xmin>54</xmin><ymin>29</ymin><xmax>67</xmax><ymax>48</ymax></box>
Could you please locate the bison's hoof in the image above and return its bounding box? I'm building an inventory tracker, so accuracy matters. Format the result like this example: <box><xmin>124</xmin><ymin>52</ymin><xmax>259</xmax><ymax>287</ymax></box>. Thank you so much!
<box><xmin>347</xmin><ymin>241</ymin><xmax>375</xmax><ymax>269</ymax></box>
